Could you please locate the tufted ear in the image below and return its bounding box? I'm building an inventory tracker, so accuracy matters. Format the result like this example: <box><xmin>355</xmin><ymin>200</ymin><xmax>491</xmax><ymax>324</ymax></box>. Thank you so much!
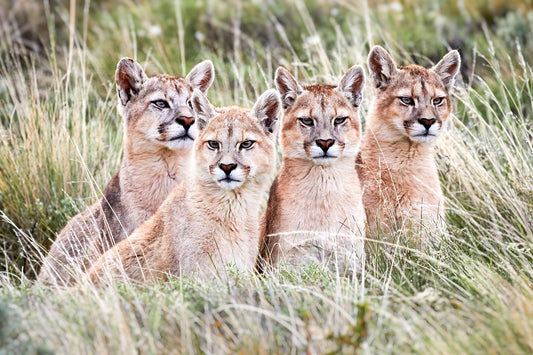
<box><xmin>186</xmin><ymin>60</ymin><xmax>215</xmax><ymax>94</ymax></box>
<box><xmin>367</xmin><ymin>46</ymin><xmax>398</xmax><ymax>88</ymax></box>
<box><xmin>336</xmin><ymin>65</ymin><xmax>365</xmax><ymax>107</ymax></box>
<box><xmin>432</xmin><ymin>50</ymin><xmax>461</xmax><ymax>91</ymax></box>
<box><xmin>275</xmin><ymin>67</ymin><xmax>303</xmax><ymax>110</ymax></box>
<box><xmin>252</xmin><ymin>89</ymin><xmax>282</xmax><ymax>134</ymax></box>
<box><xmin>190</xmin><ymin>89</ymin><xmax>215</xmax><ymax>131</ymax></box>
<box><xmin>115</xmin><ymin>58</ymin><xmax>148</xmax><ymax>106</ymax></box>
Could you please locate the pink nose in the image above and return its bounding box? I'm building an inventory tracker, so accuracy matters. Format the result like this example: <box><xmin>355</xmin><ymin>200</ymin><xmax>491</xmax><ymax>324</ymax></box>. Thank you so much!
<box><xmin>176</xmin><ymin>116</ymin><xmax>195</xmax><ymax>130</ymax></box>
<box><xmin>219</xmin><ymin>163</ymin><xmax>237</xmax><ymax>176</ymax></box>
<box><xmin>315</xmin><ymin>139</ymin><xmax>335</xmax><ymax>153</ymax></box>
<box><xmin>418</xmin><ymin>118</ymin><xmax>436</xmax><ymax>130</ymax></box>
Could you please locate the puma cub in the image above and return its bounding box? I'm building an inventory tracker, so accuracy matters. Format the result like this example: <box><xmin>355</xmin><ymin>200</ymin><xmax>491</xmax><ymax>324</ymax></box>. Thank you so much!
<box><xmin>357</xmin><ymin>46</ymin><xmax>460</xmax><ymax>240</ymax></box>
<box><xmin>86</xmin><ymin>89</ymin><xmax>280</xmax><ymax>283</ymax></box>
<box><xmin>39</xmin><ymin>58</ymin><xmax>214</xmax><ymax>285</ymax></box>
<box><xmin>260</xmin><ymin>66</ymin><xmax>366</xmax><ymax>273</ymax></box>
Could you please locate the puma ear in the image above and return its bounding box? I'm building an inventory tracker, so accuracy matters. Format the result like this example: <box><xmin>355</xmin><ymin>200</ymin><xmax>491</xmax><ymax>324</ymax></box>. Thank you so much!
<box><xmin>336</xmin><ymin>65</ymin><xmax>365</xmax><ymax>107</ymax></box>
<box><xmin>252</xmin><ymin>89</ymin><xmax>282</xmax><ymax>134</ymax></box>
<box><xmin>275</xmin><ymin>67</ymin><xmax>303</xmax><ymax>110</ymax></box>
<box><xmin>115</xmin><ymin>58</ymin><xmax>148</xmax><ymax>106</ymax></box>
<box><xmin>186</xmin><ymin>60</ymin><xmax>215</xmax><ymax>94</ymax></box>
<box><xmin>190</xmin><ymin>89</ymin><xmax>215</xmax><ymax>131</ymax></box>
<box><xmin>432</xmin><ymin>50</ymin><xmax>461</xmax><ymax>91</ymax></box>
<box><xmin>367</xmin><ymin>45</ymin><xmax>398</xmax><ymax>88</ymax></box>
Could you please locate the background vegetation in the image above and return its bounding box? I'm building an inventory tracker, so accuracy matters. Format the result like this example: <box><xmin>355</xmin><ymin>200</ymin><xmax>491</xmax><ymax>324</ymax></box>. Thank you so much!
<box><xmin>0</xmin><ymin>0</ymin><xmax>532</xmax><ymax>353</ymax></box>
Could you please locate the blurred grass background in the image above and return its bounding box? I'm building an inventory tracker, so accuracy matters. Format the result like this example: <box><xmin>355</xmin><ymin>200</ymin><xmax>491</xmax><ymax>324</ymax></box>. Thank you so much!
<box><xmin>0</xmin><ymin>0</ymin><xmax>532</xmax><ymax>353</ymax></box>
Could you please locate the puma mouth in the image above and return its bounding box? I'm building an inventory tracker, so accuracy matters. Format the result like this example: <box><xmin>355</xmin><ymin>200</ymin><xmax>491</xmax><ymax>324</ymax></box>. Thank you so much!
<box><xmin>218</xmin><ymin>177</ymin><xmax>241</xmax><ymax>183</ymax></box>
<box><xmin>412</xmin><ymin>133</ymin><xmax>437</xmax><ymax>140</ymax></box>
<box><xmin>169</xmin><ymin>135</ymin><xmax>193</xmax><ymax>141</ymax></box>
<box><xmin>411</xmin><ymin>133</ymin><xmax>438</xmax><ymax>143</ymax></box>
<box><xmin>312</xmin><ymin>154</ymin><xmax>338</xmax><ymax>159</ymax></box>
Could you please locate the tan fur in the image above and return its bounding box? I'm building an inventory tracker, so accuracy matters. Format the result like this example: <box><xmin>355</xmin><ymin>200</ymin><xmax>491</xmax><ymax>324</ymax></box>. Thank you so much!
<box><xmin>38</xmin><ymin>59</ymin><xmax>214</xmax><ymax>285</ymax></box>
<box><xmin>357</xmin><ymin>46</ymin><xmax>460</xmax><ymax>241</ymax></box>
<box><xmin>260</xmin><ymin>66</ymin><xmax>366</xmax><ymax>273</ymax></box>
<box><xmin>86</xmin><ymin>89</ymin><xmax>280</xmax><ymax>284</ymax></box>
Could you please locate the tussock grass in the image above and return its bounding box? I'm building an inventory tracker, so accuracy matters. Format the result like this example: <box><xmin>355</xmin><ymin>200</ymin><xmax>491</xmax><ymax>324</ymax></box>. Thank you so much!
<box><xmin>1</xmin><ymin>0</ymin><xmax>532</xmax><ymax>353</ymax></box>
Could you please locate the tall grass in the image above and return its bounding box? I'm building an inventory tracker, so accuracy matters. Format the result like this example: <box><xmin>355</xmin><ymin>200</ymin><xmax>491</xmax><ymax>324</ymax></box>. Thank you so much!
<box><xmin>1</xmin><ymin>0</ymin><xmax>532</xmax><ymax>353</ymax></box>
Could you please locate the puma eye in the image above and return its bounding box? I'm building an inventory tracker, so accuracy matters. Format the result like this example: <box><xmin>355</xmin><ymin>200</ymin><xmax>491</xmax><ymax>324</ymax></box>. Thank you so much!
<box><xmin>399</xmin><ymin>97</ymin><xmax>414</xmax><ymax>105</ymax></box>
<box><xmin>152</xmin><ymin>100</ymin><xmax>169</xmax><ymax>109</ymax></box>
<box><xmin>299</xmin><ymin>117</ymin><xmax>314</xmax><ymax>126</ymax></box>
<box><xmin>433</xmin><ymin>97</ymin><xmax>444</xmax><ymax>106</ymax></box>
<box><xmin>240</xmin><ymin>140</ymin><xmax>255</xmax><ymax>150</ymax></box>
<box><xmin>334</xmin><ymin>116</ymin><xmax>348</xmax><ymax>125</ymax></box>
<box><xmin>207</xmin><ymin>140</ymin><xmax>220</xmax><ymax>150</ymax></box>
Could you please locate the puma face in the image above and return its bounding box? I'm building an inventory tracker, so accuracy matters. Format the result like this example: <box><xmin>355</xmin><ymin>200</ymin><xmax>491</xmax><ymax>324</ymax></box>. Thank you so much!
<box><xmin>368</xmin><ymin>46</ymin><xmax>461</xmax><ymax>143</ymax></box>
<box><xmin>115</xmin><ymin>58</ymin><xmax>215</xmax><ymax>150</ymax></box>
<box><xmin>190</xmin><ymin>89</ymin><xmax>280</xmax><ymax>190</ymax></box>
<box><xmin>275</xmin><ymin>65</ymin><xmax>364</xmax><ymax>165</ymax></box>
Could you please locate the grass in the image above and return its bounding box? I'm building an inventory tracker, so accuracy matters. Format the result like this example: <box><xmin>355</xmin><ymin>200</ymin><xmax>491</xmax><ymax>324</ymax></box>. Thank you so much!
<box><xmin>1</xmin><ymin>0</ymin><xmax>533</xmax><ymax>353</ymax></box>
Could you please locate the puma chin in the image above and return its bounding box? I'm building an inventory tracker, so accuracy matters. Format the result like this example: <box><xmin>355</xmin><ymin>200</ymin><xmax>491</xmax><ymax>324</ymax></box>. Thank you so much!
<box><xmin>161</xmin><ymin>124</ymin><xmax>198</xmax><ymax>150</ymax></box>
<box><xmin>402</xmin><ymin>116</ymin><xmax>444</xmax><ymax>144</ymax></box>
<box><xmin>308</xmin><ymin>143</ymin><xmax>360</xmax><ymax>165</ymax></box>
<box><xmin>213</xmin><ymin>167</ymin><xmax>248</xmax><ymax>190</ymax></box>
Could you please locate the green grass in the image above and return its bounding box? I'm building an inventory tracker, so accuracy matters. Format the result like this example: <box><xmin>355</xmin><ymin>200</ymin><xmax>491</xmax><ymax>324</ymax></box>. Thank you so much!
<box><xmin>1</xmin><ymin>0</ymin><xmax>533</xmax><ymax>353</ymax></box>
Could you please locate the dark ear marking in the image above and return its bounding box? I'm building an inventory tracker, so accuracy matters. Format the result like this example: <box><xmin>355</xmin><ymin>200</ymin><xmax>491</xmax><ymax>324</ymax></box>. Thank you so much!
<box><xmin>186</xmin><ymin>60</ymin><xmax>215</xmax><ymax>94</ymax></box>
<box><xmin>336</xmin><ymin>65</ymin><xmax>365</xmax><ymax>108</ymax></box>
<box><xmin>367</xmin><ymin>45</ymin><xmax>398</xmax><ymax>89</ymax></box>
<box><xmin>275</xmin><ymin>67</ymin><xmax>303</xmax><ymax>110</ymax></box>
<box><xmin>115</xmin><ymin>58</ymin><xmax>148</xmax><ymax>106</ymax></box>
<box><xmin>432</xmin><ymin>50</ymin><xmax>461</xmax><ymax>91</ymax></box>
<box><xmin>190</xmin><ymin>89</ymin><xmax>215</xmax><ymax>131</ymax></box>
<box><xmin>252</xmin><ymin>89</ymin><xmax>282</xmax><ymax>134</ymax></box>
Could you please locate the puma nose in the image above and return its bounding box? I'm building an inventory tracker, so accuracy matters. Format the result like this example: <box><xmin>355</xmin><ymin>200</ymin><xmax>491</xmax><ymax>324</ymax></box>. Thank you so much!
<box><xmin>315</xmin><ymin>139</ymin><xmax>335</xmax><ymax>153</ymax></box>
<box><xmin>176</xmin><ymin>116</ymin><xmax>195</xmax><ymax>131</ymax></box>
<box><xmin>219</xmin><ymin>163</ymin><xmax>237</xmax><ymax>176</ymax></box>
<box><xmin>418</xmin><ymin>118</ymin><xmax>436</xmax><ymax>130</ymax></box>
